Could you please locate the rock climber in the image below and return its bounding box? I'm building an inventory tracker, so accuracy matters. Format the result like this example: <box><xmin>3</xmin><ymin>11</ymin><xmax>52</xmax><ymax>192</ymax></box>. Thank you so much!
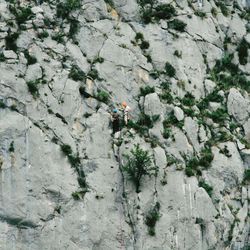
<box><xmin>110</xmin><ymin>108</ymin><xmax>120</xmax><ymax>135</ymax></box>
<box><xmin>121</xmin><ymin>101</ymin><xmax>131</xmax><ymax>126</ymax></box>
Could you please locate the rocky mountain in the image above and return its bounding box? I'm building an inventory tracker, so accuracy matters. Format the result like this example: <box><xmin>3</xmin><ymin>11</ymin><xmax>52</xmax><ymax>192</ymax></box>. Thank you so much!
<box><xmin>0</xmin><ymin>0</ymin><xmax>250</xmax><ymax>249</ymax></box>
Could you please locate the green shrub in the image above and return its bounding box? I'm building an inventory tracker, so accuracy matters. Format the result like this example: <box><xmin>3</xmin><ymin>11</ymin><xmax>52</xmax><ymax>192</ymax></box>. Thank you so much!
<box><xmin>95</xmin><ymin>90</ymin><xmax>110</xmax><ymax>104</ymax></box>
<box><xmin>199</xmin><ymin>180</ymin><xmax>213</xmax><ymax>197</ymax></box>
<box><xmin>211</xmin><ymin>7</ymin><xmax>217</xmax><ymax>17</ymax></box>
<box><xmin>163</xmin><ymin>127</ymin><xmax>171</xmax><ymax>139</ymax></box>
<box><xmin>37</xmin><ymin>30</ymin><xmax>49</xmax><ymax>39</ymax></box>
<box><xmin>87</xmin><ymin>69</ymin><xmax>100</xmax><ymax>80</ymax></box>
<box><xmin>5</xmin><ymin>32</ymin><xmax>19</xmax><ymax>52</ymax></box>
<box><xmin>243</xmin><ymin>169</ymin><xmax>250</xmax><ymax>184</ymax></box>
<box><xmin>68</xmin><ymin>18</ymin><xmax>80</xmax><ymax>39</ymax></box>
<box><xmin>197</xmin><ymin>90</ymin><xmax>223</xmax><ymax>110</ymax></box>
<box><xmin>145</xmin><ymin>202</ymin><xmax>161</xmax><ymax>236</ymax></box>
<box><xmin>194</xmin><ymin>10</ymin><xmax>207</xmax><ymax>18</ymax></box>
<box><xmin>0</xmin><ymin>52</ymin><xmax>5</xmax><ymax>62</ymax></box>
<box><xmin>153</xmin><ymin>4</ymin><xmax>176</xmax><ymax>21</ymax></box>
<box><xmin>165</xmin><ymin>62</ymin><xmax>176</xmax><ymax>77</ymax></box>
<box><xmin>208</xmin><ymin>108</ymin><xmax>228</xmax><ymax>124</ymax></box>
<box><xmin>9</xmin><ymin>141</ymin><xmax>14</xmax><ymax>152</ymax></box>
<box><xmin>139</xmin><ymin>86</ymin><xmax>155</xmax><ymax>96</ymax></box>
<box><xmin>123</xmin><ymin>144</ymin><xmax>156</xmax><ymax>192</ymax></box>
<box><xmin>9</xmin><ymin>5</ymin><xmax>33</xmax><ymax>26</ymax></box>
<box><xmin>26</xmin><ymin>80</ymin><xmax>40</xmax><ymax>97</ymax></box>
<box><xmin>168</xmin><ymin>19</ymin><xmax>187</xmax><ymax>32</ymax></box>
<box><xmin>237</xmin><ymin>38</ymin><xmax>249</xmax><ymax>65</ymax></box>
<box><xmin>52</xmin><ymin>32</ymin><xmax>64</xmax><ymax>43</ymax></box>
<box><xmin>61</xmin><ymin>144</ymin><xmax>72</xmax><ymax>156</ymax></box>
<box><xmin>104</xmin><ymin>0</ymin><xmax>115</xmax><ymax>8</ymax></box>
<box><xmin>135</xmin><ymin>32</ymin><xmax>144</xmax><ymax>41</ymax></box>
<box><xmin>163</xmin><ymin>112</ymin><xmax>183</xmax><ymax>129</ymax></box>
<box><xmin>181</xmin><ymin>92</ymin><xmax>195</xmax><ymax>106</ymax></box>
<box><xmin>92</xmin><ymin>56</ymin><xmax>104</xmax><ymax>64</ymax></box>
<box><xmin>216</xmin><ymin>1</ymin><xmax>229</xmax><ymax>16</ymax></box>
<box><xmin>185</xmin><ymin>156</ymin><xmax>200</xmax><ymax>176</ymax></box>
<box><xmin>0</xmin><ymin>100</ymin><xmax>6</xmax><ymax>108</ymax></box>
<box><xmin>72</xmin><ymin>190</ymin><xmax>87</xmax><ymax>200</ymax></box>
<box><xmin>24</xmin><ymin>50</ymin><xmax>37</xmax><ymax>65</ymax></box>
<box><xmin>57</xmin><ymin>0</ymin><xmax>81</xmax><ymax>18</ymax></box>
<box><xmin>173</xmin><ymin>50</ymin><xmax>182</xmax><ymax>58</ymax></box>
<box><xmin>199</xmin><ymin>147</ymin><xmax>214</xmax><ymax>168</ymax></box>
<box><xmin>69</xmin><ymin>65</ymin><xmax>85</xmax><ymax>81</ymax></box>
<box><xmin>140</xmin><ymin>40</ymin><xmax>150</xmax><ymax>50</ymax></box>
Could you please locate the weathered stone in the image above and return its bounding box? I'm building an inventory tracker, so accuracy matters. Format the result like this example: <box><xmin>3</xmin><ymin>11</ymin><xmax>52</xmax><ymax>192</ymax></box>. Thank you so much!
<box><xmin>174</xmin><ymin>106</ymin><xmax>184</xmax><ymax>121</ymax></box>
<box><xmin>3</xmin><ymin>50</ymin><xmax>17</xmax><ymax>59</ymax></box>
<box><xmin>227</xmin><ymin>88</ymin><xmax>249</xmax><ymax>124</ymax></box>
<box><xmin>144</xmin><ymin>93</ymin><xmax>162</xmax><ymax>116</ymax></box>
<box><xmin>25</xmin><ymin>64</ymin><xmax>43</xmax><ymax>82</ymax></box>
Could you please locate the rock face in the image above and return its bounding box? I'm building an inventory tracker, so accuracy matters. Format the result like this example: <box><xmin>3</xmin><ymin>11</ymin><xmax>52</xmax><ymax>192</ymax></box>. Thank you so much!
<box><xmin>0</xmin><ymin>0</ymin><xmax>249</xmax><ymax>249</ymax></box>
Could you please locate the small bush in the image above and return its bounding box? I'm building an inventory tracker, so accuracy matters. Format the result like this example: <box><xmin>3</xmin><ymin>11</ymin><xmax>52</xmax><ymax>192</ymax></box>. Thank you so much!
<box><xmin>95</xmin><ymin>90</ymin><xmax>110</xmax><ymax>104</ymax></box>
<box><xmin>68</xmin><ymin>18</ymin><xmax>80</xmax><ymax>39</ymax></box>
<box><xmin>208</xmin><ymin>108</ymin><xmax>228</xmax><ymax>124</ymax></box>
<box><xmin>185</xmin><ymin>156</ymin><xmax>200</xmax><ymax>177</ymax></box>
<box><xmin>199</xmin><ymin>180</ymin><xmax>213</xmax><ymax>197</ymax></box>
<box><xmin>199</xmin><ymin>147</ymin><xmax>214</xmax><ymax>168</ymax></box>
<box><xmin>24</xmin><ymin>50</ymin><xmax>37</xmax><ymax>65</ymax></box>
<box><xmin>26</xmin><ymin>80</ymin><xmax>40</xmax><ymax>97</ymax></box>
<box><xmin>87</xmin><ymin>69</ymin><xmax>100</xmax><ymax>80</ymax></box>
<box><xmin>216</xmin><ymin>1</ymin><xmax>229</xmax><ymax>17</ymax></box>
<box><xmin>145</xmin><ymin>202</ymin><xmax>161</xmax><ymax>236</ymax></box>
<box><xmin>211</xmin><ymin>7</ymin><xmax>217</xmax><ymax>17</ymax></box>
<box><xmin>194</xmin><ymin>10</ymin><xmax>207</xmax><ymax>18</ymax></box>
<box><xmin>237</xmin><ymin>38</ymin><xmax>249</xmax><ymax>65</ymax></box>
<box><xmin>243</xmin><ymin>169</ymin><xmax>250</xmax><ymax>184</ymax></box>
<box><xmin>52</xmin><ymin>32</ymin><xmax>64</xmax><ymax>43</ymax></box>
<box><xmin>9</xmin><ymin>141</ymin><xmax>14</xmax><ymax>152</ymax></box>
<box><xmin>140</xmin><ymin>40</ymin><xmax>150</xmax><ymax>50</ymax></box>
<box><xmin>37</xmin><ymin>30</ymin><xmax>49</xmax><ymax>39</ymax></box>
<box><xmin>168</xmin><ymin>19</ymin><xmax>187</xmax><ymax>32</ymax></box>
<box><xmin>135</xmin><ymin>32</ymin><xmax>144</xmax><ymax>41</ymax></box>
<box><xmin>57</xmin><ymin>0</ymin><xmax>81</xmax><ymax>18</ymax></box>
<box><xmin>165</xmin><ymin>62</ymin><xmax>176</xmax><ymax>77</ymax></box>
<box><xmin>69</xmin><ymin>65</ymin><xmax>85</xmax><ymax>81</ymax></box>
<box><xmin>5</xmin><ymin>31</ymin><xmax>19</xmax><ymax>52</ymax></box>
<box><xmin>0</xmin><ymin>100</ymin><xmax>6</xmax><ymax>108</ymax></box>
<box><xmin>61</xmin><ymin>144</ymin><xmax>72</xmax><ymax>156</ymax></box>
<box><xmin>104</xmin><ymin>0</ymin><xmax>115</xmax><ymax>8</ymax></box>
<box><xmin>123</xmin><ymin>144</ymin><xmax>156</xmax><ymax>192</ymax></box>
<box><xmin>181</xmin><ymin>92</ymin><xmax>195</xmax><ymax>106</ymax></box>
<box><xmin>10</xmin><ymin>6</ymin><xmax>33</xmax><ymax>26</ymax></box>
<box><xmin>139</xmin><ymin>86</ymin><xmax>155</xmax><ymax>96</ymax></box>
<box><xmin>153</xmin><ymin>4</ymin><xmax>176</xmax><ymax>21</ymax></box>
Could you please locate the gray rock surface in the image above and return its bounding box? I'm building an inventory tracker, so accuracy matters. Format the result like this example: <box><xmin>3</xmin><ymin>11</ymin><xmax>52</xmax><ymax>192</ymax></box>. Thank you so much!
<box><xmin>0</xmin><ymin>0</ymin><xmax>249</xmax><ymax>249</ymax></box>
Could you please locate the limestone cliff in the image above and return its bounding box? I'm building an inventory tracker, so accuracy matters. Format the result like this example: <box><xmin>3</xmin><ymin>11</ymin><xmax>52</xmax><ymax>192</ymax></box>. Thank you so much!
<box><xmin>0</xmin><ymin>0</ymin><xmax>249</xmax><ymax>249</ymax></box>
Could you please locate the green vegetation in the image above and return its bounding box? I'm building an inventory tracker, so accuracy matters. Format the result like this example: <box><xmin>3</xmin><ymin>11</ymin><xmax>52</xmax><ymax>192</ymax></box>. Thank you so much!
<box><xmin>210</xmin><ymin>53</ymin><xmax>250</xmax><ymax>92</ymax></box>
<box><xmin>0</xmin><ymin>100</ymin><xmax>6</xmax><ymax>108</ymax></box>
<box><xmin>51</xmin><ymin>32</ymin><xmax>64</xmax><ymax>43</ymax></box>
<box><xmin>87</xmin><ymin>69</ymin><xmax>101</xmax><ymax>80</ymax></box>
<box><xmin>199</xmin><ymin>180</ymin><xmax>213</xmax><ymax>197</ymax></box>
<box><xmin>137</xmin><ymin>1</ymin><xmax>176</xmax><ymax>24</ymax></box>
<box><xmin>160</xmin><ymin>81</ymin><xmax>173</xmax><ymax>104</ymax></box>
<box><xmin>37</xmin><ymin>30</ymin><xmax>49</xmax><ymax>40</ymax></box>
<box><xmin>181</xmin><ymin>93</ymin><xmax>195</xmax><ymax>106</ymax></box>
<box><xmin>9</xmin><ymin>5</ymin><xmax>33</xmax><ymax>26</ymax></box>
<box><xmin>185</xmin><ymin>146</ymin><xmax>214</xmax><ymax>176</ymax></box>
<box><xmin>211</xmin><ymin>7</ymin><xmax>217</xmax><ymax>17</ymax></box>
<box><xmin>56</xmin><ymin>0</ymin><xmax>81</xmax><ymax>19</ymax></box>
<box><xmin>104</xmin><ymin>0</ymin><xmax>115</xmax><ymax>8</ymax></box>
<box><xmin>194</xmin><ymin>10</ymin><xmax>207</xmax><ymax>18</ymax></box>
<box><xmin>61</xmin><ymin>144</ymin><xmax>73</xmax><ymax>156</ymax></box>
<box><xmin>197</xmin><ymin>90</ymin><xmax>223</xmax><ymax>110</ymax></box>
<box><xmin>9</xmin><ymin>141</ymin><xmax>14</xmax><ymax>152</ymax></box>
<box><xmin>69</xmin><ymin>18</ymin><xmax>80</xmax><ymax>39</ymax></box>
<box><xmin>237</xmin><ymin>38</ymin><xmax>249</xmax><ymax>65</ymax></box>
<box><xmin>243</xmin><ymin>169</ymin><xmax>250</xmax><ymax>184</ymax></box>
<box><xmin>168</xmin><ymin>19</ymin><xmax>187</xmax><ymax>32</ymax></box>
<box><xmin>208</xmin><ymin>107</ymin><xmax>228</xmax><ymax>124</ymax></box>
<box><xmin>163</xmin><ymin>111</ymin><xmax>183</xmax><ymax>130</ymax></box>
<box><xmin>5</xmin><ymin>31</ymin><xmax>19</xmax><ymax>52</ymax></box>
<box><xmin>128</xmin><ymin>113</ymin><xmax>160</xmax><ymax>136</ymax></box>
<box><xmin>174</xmin><ymin>50</ymin><xmax>182</xmax><ymax>58</ymax></box>
<box><xmin>215</xmin><ymin>1</ymin><xmax>229</xmax><ymax>17</ymax></box>
<box><xmin>69</xmin><ymin>65</ymin><xmax>85</xmax><ymax>81</ymax></box>
<box><xmin>219</xmin><ymin>145</ymin><xmax>232</xmax><ymax>157</ymax></box>
<box><xmin>165</xmin><ymin>62</ymin><xmax>176</xmax><ymax>77</ymax></box>
<box><xmin>95</xmin><ymin>90</ymin><xmax>110</xmax><ymax>104</ymax></box>
<box><xmin>139</xmin><ymin>86</ymin><xmax>155</xmax><ymax>96</ymax></box>
<box><xmin>0</xmin><ymin>52</ymin><xmax>5</xmax><ymax>62</ymax></box>
<box><xmin>145</xmin><ymin>202</ymin><xmax>161</xmax><ymax>236</ymax></box>
<box><xmin>123</xmin><ymin>144</ymin><xmax>156</xmax><ymax>193</ymax></box>
<box><xmin>24</xmin><ymin>50</ymin><xmax>37</xmax><ymax>65</ymax></box>
<box><xmin>26</xmin><ymin>80</ymin><xmax>40</xmax><ymax>98</ymax></box>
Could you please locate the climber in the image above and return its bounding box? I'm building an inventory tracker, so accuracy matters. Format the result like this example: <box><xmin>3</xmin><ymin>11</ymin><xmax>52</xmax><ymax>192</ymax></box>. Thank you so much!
<box><xmin>110</xmin><ymin>108</ymin><xmax>120</xmax><ymax>135</ymax></box>
<box><xmin>121</xmin><ymin>101</ymin><xmax>131</xmax><ymax>126</ymax></box>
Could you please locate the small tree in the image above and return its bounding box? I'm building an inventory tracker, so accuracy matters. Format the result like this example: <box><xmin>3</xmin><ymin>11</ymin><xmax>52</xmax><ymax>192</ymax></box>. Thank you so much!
<box><xmin>123</xmin><ymin>144</ymin><xmax>157</xmax><ymax>192</ymax></box>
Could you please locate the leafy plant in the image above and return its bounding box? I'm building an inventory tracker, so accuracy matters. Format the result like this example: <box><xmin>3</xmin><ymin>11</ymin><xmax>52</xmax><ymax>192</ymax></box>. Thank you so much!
<box><xmin>26</xmin><ymin>80</ymin><xmax>40</xmax><ymax>97</ymax></box>
<box><xmin>243</xmin><ymin>169</ymin><xmax>250</xmax><ymax>184</ymax></box>
<box><xmin>95</xmin><ymin>90</ymin><xmax>110</xmax><ymax>104</ymax></box>
<box><xmin>168</xmin><ymin>19</ymin><xmax>187</xmax><ymax>32</ymax></box>
<box><xmin>237</xmin><ymin>38</ymin><xmax>249</xmax><ymax>65</ymax></box>
<box><xmin>165</xmin><ymin>62</ymin><xmax>176</xmax><ymax>77</ymax></box>
<box><xmin>56</xmin><ymin>0</ymin><xmax>81</xmax><ymax>19</ymax></box>
<box><xmin>5</xmin><ymin>31</ymin><xmax>19</xmax><ymax>52</ymax></box>
<box><xmin>194</xmin><ymin>10</ymin><xmax>206</xmax><ymax>18</ymax></box>
<box><xmin>61</xmin><ymin>144</ymin><xmax>73</xmax><ymax>156</ymax></box>
<box><xmin>24</xmin><ymin>50</ymin><xmax>37</xmax><ymax>65</ymax></box>
<box><xmin>139</xmin><ymin>86</ymin><xmax>155</xmax><ymax>96</ymax></box>
<box><xmin>9</xmin><ymin>141</ymin><xmax>14</xmax><ymax>152</ymax></box>
<box><xmin>145</xmin><ymin>202</ymin><xmax>161</xmax><ymax>236</ymax></box>
<box><xmin>0</xmin><ymin>100</ymin><xmax>6</xmax><ymax>108</ymax></box>
<box><xmin>69</xmin><ymin>65</ymin><xmax>85</xmax><ymax>81</ymax></box>
<box><xmin>181</xmin><ymin>92</ymin><xmax>195</xmax><ymax>106</ymax></box>
<box><xmin>199</xmin><ymin>180</ymin><xmax>213</xmax><ymax>197</ymax></box>
<box><xmin>123</xmin><ymin>144</ymin><xmax>156</xmax><ymax>192</ymax></box>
